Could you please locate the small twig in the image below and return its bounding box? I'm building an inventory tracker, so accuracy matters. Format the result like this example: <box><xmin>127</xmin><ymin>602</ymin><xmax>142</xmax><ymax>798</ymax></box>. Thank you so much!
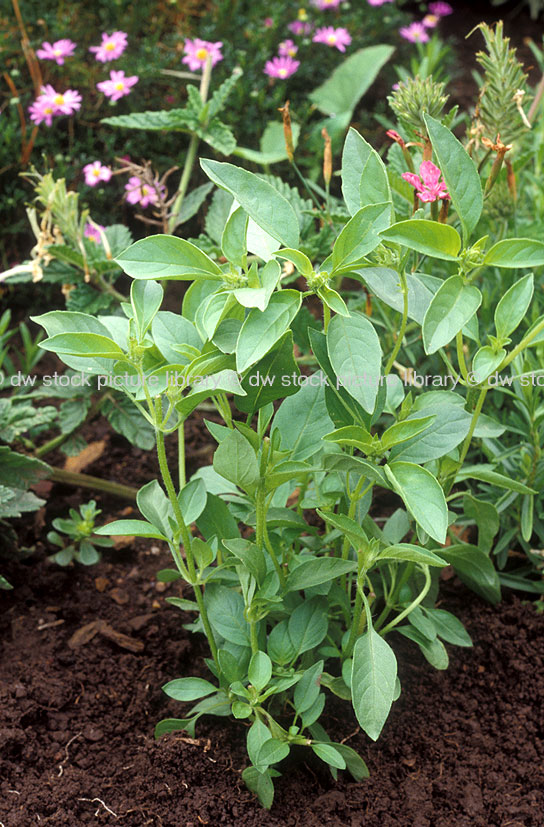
<box><xmin>57</xmin><ymin>732</ymin><xmax>82</xmax><ymax>777</ymax></box>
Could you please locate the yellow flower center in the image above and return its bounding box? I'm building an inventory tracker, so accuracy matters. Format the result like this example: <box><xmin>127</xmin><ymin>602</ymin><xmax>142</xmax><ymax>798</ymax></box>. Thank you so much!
<box><xmin>53</xmin><ymin>94</ymin><xmax>65</xmax><ymax>105</ymax></box>
<box><xmin>54</xmin><ymin>48</ymin><xmax>62</xmax><ymax>56</ymax></box>
<box><xmin>105</xmin><ymin>42</ymin><xmax>116</xmax><ymax>51</ymax></box>
<box><xmin>92</xmin><ymin>169</ymin><xmax>100</xmax><ymax>177</ymax></box>
<box><xmin>278</xmin><ymin>68</ymin><xmax>287</xmax><ymax>78</ymax></box>
<box><xmin>196</xmin><ymin>47</ymin><xmax>209</xmax><ymax>60</ymax></box>
<box><xmin>141</xmin><ymin>186</ymin><xmax>149</xmax><ymax>195</ymax></box>
<box><xmin>44</xmin><ymin>106</ymin><xmax>53</xmax><ymax>114</ymax></box>
<box><xmin>327</xmin><ymin>34</ymin><xmax>337</xmax><ymax>44</ymax></box>
<box><xmin>288</xmin><ymin>47</ymin><xmax>296</xmax><ymax>56</ymax></box>
<box><xmin>115</xmin><ymin>82</ymin><xmax>125</xmax><ymax>90</ymax></box>
<box><xmin>297</xmin><ymin>8</ymin><xmax>307</xmax><ymax>20</ymax></box>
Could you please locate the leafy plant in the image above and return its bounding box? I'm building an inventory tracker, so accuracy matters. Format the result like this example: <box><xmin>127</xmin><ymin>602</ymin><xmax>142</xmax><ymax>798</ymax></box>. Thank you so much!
<box><xmin>46</xmin><ymin>499</ymin><xmax>113</xmax><ymax>566</ymax></box>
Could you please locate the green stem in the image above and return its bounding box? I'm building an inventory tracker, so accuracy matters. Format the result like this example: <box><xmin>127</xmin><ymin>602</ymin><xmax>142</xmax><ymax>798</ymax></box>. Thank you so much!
<box><xmin>178</xmin><ymin>419</ymin><xmax>186</xmax><ymax>490</ymax></box>
<box><xmin>444</xmin><ymin>386</ymin><xmax>488</xmax><ymax>495</ymax></box>
<box><xmin>155</xmin><ymin>401</ymin><xmax>218</xmax><ymax>664</ymax></box>
<box><xmin>49</xmin><ymin>467</ymin><xmax>138</xmax><ymax>500</ymax></box>
<box><xmin>322</xmin><ymin>301</ymin><xmax>331</xmax><ymax>334</ymax></box>
<box><xmin>456</xmin><ymin>330</ymin><xmax>469</xmax><ymax>381</ymax></box>
<box><xmin>250</xmin><ymin>620</ymin><xmax>259</xmax><ymax>655</ymax></box>
<box><xmin>380</xmin><ymin>565</ymin><xmax>431</xmax><ymax>636</ymax></box>
<box><xmin>168</xmin><ymin>57</ymin><xmax>213</xmax><ymax>233</ymax></box>
<box><xmin>499</xmin><ymin>316</ymin><xmax>544</xmax><ymax>371</ymax></box>
<box><xmin>384</xmin><ymin>271</ymin><xmax>408</xmax><ymax>376</ymax></box>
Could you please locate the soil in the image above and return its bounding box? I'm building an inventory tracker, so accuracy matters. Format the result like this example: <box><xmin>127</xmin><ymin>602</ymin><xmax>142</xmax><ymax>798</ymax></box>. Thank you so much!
<box><xmin>1</xmin><ymin>473</ymin><xmax>543</xmax><ymax>826</ymax></box>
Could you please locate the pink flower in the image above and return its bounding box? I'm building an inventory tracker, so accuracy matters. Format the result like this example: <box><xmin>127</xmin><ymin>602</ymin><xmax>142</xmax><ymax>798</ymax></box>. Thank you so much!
<box><xmin>36</xmin><ymin>39</ymin><xmax>76</xmax><ymax>65</ymax></box>
<box><xmin>402</xmin><ymin>161</ymin><xmax>450</xmax><ymax>203</ymax></box>
<box><xmin>264</xmin><ymin>17</ymin><xmax>274</xmax><ymax>27</ymax></box>
<box><xmin>399</xmin><ymin>23</ymin><xmax>430</xmax><ymax>43</ymax></box>
<box><xmin>312</xmin><ymin>0</ymin><xmax>341</xmax><ymax>8</ymax></box>
<box><xmin>124</xmin><ymin>176</ymin><xmax>165</xmax><ymax>208</ymax></box>
<box><xmin>428</xmin><ymin>1</ymin><xmax>453</xmax><ymax>15</ymax></box>
<box><xmin>84</xmin><ymin>222</ymin><xmax>105</xmax><ymax>243</ymax></box>
<box><xmin>288</xmin><ymin>21</ymin><xmax>312</xmax><ymax>35</ymax></box>
<box><xmin>264</xmin><ymin>55</ymin><xmax>300</xmax><ymax>79</ymax></box>
<box><xmin>182</xmin><ymin>38</ymin><xmax>223</xmax><ymax>72</ymax></box>
<box><xmin>83</xmin><ymin>161</ymin><xmax>112</xmax><ymax>187</ymax></box>
<box><xmin>422</xmin><ymin>14</ymin><xmax>439</xmax><ymax>27</ymax></box>
<box><xmin>367</xmin><ymin>0</ymin><xmax>394</xmax><ymax>5</ymax></box>
<box><xmin>278</xmin><ymin>39</ymin><xmax>298</xmax><ymax>57</ymax></box>
<box><xmin>28</xmin><ymin>95</ymin><xmax>56</xmax><ymax>127</ymax></box>
<box><xmin>28</xmin><ymin>84</ymin><xmax>81</xmax><ymax>126</ymax></box>
<box><xmin>97</xmin><ymin>70</ymin><xmax>138</xmax><ymax>102</ymax></box>
<box><xmin>313</xmin><ymin>26</ymin><xmax>351</xmax><ymax>52</ymax></box>
<box><xmin>89</xmin><ymin>31</ymin><xmax>128</xmax><ymax>62</ymax></box>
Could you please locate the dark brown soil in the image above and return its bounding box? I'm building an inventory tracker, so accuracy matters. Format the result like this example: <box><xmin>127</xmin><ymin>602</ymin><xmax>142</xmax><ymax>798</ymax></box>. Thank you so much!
<box><xmin>1</xmin><ymin>522</ymin><xmax>543</xmax><ymax>825</ymax></box>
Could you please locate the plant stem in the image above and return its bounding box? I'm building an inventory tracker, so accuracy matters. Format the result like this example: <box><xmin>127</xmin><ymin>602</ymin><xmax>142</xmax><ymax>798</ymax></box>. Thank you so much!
<box><xmin>178</xmin><ymin>420</ymin><xmax>186</xmax><ymax>490</ymax></box>
<box><xmin>384</xmin><ymin>270</ymin><xmax>408</xmax><ymax>376</ymax></box>
<box><xmin>168</xmin><ymin>58</ymin><xmax>213</xmax><ymax>233</ymax></box>
<box><xmin>444</xmin><ymin>386</ymin><xmax>488</xmax><ymax>495</ymax></box>
<box><xmin>154</xmin><ymin>401</ymin><xmax>218</xmax><ymax>664</ymax></box>
<box><xmin>456</xmin><ymin>330</ymin><xmax>469</xmax><ymax>381</ymax></box>
<box><xmin>49</xmin><ymin>467</ymin><xmax>138</xmax><ymax>500</ymax></box>
<box><xmin>322</xmin><ymin>301</ymin><xmax>331</xmax><ymax>333</ymax></box>
<box><xmin>380</xmin><ymin>565</ymin><xmax>431</xmax><ymax>636</ymax></box>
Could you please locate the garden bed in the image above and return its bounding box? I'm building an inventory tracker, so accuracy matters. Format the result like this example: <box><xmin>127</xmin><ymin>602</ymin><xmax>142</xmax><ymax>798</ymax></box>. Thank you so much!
<box><xmin>1</xmin><ymin>487</ymin><xmax>543</xmax><ymax>825</ymax></box>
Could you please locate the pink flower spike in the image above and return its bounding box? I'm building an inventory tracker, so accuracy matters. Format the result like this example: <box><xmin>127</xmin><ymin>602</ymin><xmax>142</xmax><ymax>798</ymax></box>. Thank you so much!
<box><xmin>367</xmin><ymin>0</ymin><xmax>394</xmax><ymax>5</ymax></box>
<box><xmin>84</xmin><ymin>222</ymin><xmax>106</xmax><ymax>243</ymax></box>
<box><xmin>97</xmin><ymin>70</ymin><xmax>138</xmax><ymax>102</ymax></box>
<box><xmin>399</xmin><ymin>23</ymin><xmax>430</xmax><ymax>43</ymax></box>
<box><xmin>422</xmin><ymin>14</ymin><xmax>439</xmax><ymax>28</ymax></box>
<box><xmin>313</xmin><ymin>26</ymin><xmax>351</xmax><ymax>52</ymax></box>
<box><xmin>89</xmin><ymin>31</ymin><xmax>128</xmax><ymax>62</ymax></box>
<box><xmin>401</xmin><ymin>161</ymin><xmax>450</xmax><ymax>202</ymax></box>
<box><xmin>312</xmin><ymin>0</ymin><xmax>341</xmax><ymax>8</ymax></box>
<box><xmin>428</xmin><ymin>2</ymin><xmax>453</xmax><ymax>16</ymax></box>
<box><xmin>36</xmin><ymin>39</ymin><xmax>77</xmax><ymax>65</ymax></box>
<box><xmin>124</xmin><ymin>176</ymin><xmax>165</xmax><ymax>208</ymax></box>
<box><xmin>278</xmin><ymin>39</ymin><xmax>298</xmax><ymax>58</ymax></box>
<box><xmin>182</xmin><ymin>38</ymin><xmax>223</xmax><ymax>72</ymax></box>
<box><xmin>264</xmin><ymin>56</ymin><xmax>300</xmax><ymax>79</ymax></box>
<box><xmin>83</xmin><ymin>161</ymin><xmax>112</xmax><ymax>187</ymax></box>
<box><xmin>287</xmin><ymin>21</ymin><xmax>312</xmax><ymax>36</ymax></box>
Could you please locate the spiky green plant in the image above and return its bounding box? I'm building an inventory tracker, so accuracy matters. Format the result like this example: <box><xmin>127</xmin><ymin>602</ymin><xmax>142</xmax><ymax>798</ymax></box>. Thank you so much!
<box><xmin>388</xmin><ymin>75</ymin><xmax>449</xmax><ymax>137</ymax></box>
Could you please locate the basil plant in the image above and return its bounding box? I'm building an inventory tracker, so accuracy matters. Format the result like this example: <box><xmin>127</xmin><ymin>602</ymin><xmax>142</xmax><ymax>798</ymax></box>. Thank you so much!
<box><xmin>33</xmin><ymin>116</ymin><xmax>543</xmax><ymax>808</ymax></box>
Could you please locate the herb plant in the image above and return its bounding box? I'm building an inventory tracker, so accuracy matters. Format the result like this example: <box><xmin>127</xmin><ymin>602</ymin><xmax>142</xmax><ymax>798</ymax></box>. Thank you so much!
<box><xmin>32</xmin><ymin>96</ymin><xmax>544</xmax><ymax>805</ymax></box>
<box><xmin>46</xmin><ymin>499</ymin><xmax>113</xmax><ymax>566</ymax></box>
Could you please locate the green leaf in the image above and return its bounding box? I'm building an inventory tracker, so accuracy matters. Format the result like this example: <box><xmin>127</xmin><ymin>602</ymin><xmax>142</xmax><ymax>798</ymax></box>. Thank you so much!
<box><xmin>471</xmin><ymin>346</ymin><xmax>506</xmax><ymax>384</ymax></box>
<box><xmin>131</xmin><ymin>279</ymin><xmax>163</xmax><ymax>340</ymax></box>
<box><xmin>484</xmin><ymin>239</ymin><xmax>544</xmax><ymax>268</ymax></box>
<box><xmin>351</xmin><ymin>626</ymin><xmax>397</xmax><ymax>741</ymax></box>
<box><xmin>95</xmin><ymin>519</ymin><xmax>167</xmax><ymax>539</ymax></box>
<box><xmin>213</xmin><ymin>429</ymin><xmax>259</xmax><ymax>493</ymax></box>
<box><xmin>355</xmin><ymin>268</ymin><xmax>433</xmax><ymax>325</ymax></box>
<box><xmin>206</xmin><ymin>584</ymin><xmax>251</xmax><ymax>645</ymax></box>
<box><xmin>288</xmin><ymin>597</ymin><xmax>329</xmax><ymax>657</ymax></box>
<box><xmin>317</xmin><ymin>285</ymin><xmax>350</xmax><ymax>316</ymax></box>
<box><xmin>224</xmin><ymin>539</ymin><xmax>266</xmax><ymax>582</ymax></box>
<box><xmin>0</xmin><ymin>447</ymin><xmax>48</xmax><ymax>490</ymax></box>
<box><xmin>310</xmin><ymin>45</ymin><xmax>394</xmax><ymax>118</ymax></box>
<box><xmin>294</xmin><ymin>661</ymin><xmax>324</xmax><ymax>714</ymax></box>
<box><xmin>274</xmin><ymin>248</ymin><xmax>313</xmax><ymax>277</ymax></box>
<box><xmin>40</xmin><ymin>332</ymin><xmax>124</xmax><ymax>359</ymax></box>
<box><xmin>494</xmin><ymin>273</ymin><xmax>534</xmax><ymax>339</ymax></box>
<box><xmin>236</xmin><ymin>331</ymin><xmax>300</xmax><ymax>415</ymax></box>
<box><xmin>439</xmin><ymin>543</ymin><xmax>501</xmax><ymax>603</ymax></box>
<box><xmin>385</xmin><ymin>462</ymin><xmax>448</xmax><ymax>544</ymax></box>
<box><xmin>389</xmin><ymin>393</ymin><xmax>471</xmax><ymax>464</ymax></box>
<box><xmin>242</xmin><ymin>766</ymin><xmax>275</xmax><ymax>809</ymax></box>
<box><xmin>256</xmin><ymin>739</ymin><xmax>290</xmax><ymax>769</ymax></box>
<box><xmin>396</xmin><ymin>626</ymin><xmax>449</xmax><ymax>669</ymax></box>
<box><xmin>102</xmin><ymin>108</ymin><xmax>198</xmax><ymax>132</ymax></box>
<box><xmin>248</xmin><ymin>651</ymin><xmax>273</xmax><ymax>692</ymax></box>
<box><xmin>272</xmin><ymin>374</ymin><xmax>333</xmax><ymax>461</ymax></box>
<box><xmin>377</xmin><ymin>543</ymin><xmax>446</xmax><ymax>567</ymax></box>
<box><xmin>329</xmin><ymin>743</ymin><xmax>369</xmax><ymax>780</ymax></box>
<box><xmin>331</xmin><ymin>203</ymin><xmax>390</xmax><ymax>271</ymax></box>
<box><xmin>327</xmin><ymin>312</ymin><xmax>382</xmax><ymax>414</ymax></box>
<box><xmin>162</xmin><ymin>677</ymin><xmax>217</xmax><ymax>701</ymax></box>
<box><xmin>342</xmin><ymin>127</ymin><xmax>391</xmax><ymax>216</ymax></box>
<box><xmin>423</xmin><ymin>608</ymin><xmax>472</xmax><ymax>647</ymax></box>
<box><xmin>423</xmin><ymin>113</ymin><xmax>483</xmax><ymax>242</ymax></box>
<box><xmin>200</xmin><ymin>159</ymin><xmax>299</xmax><ymax>248</ymax></box>
<box><xmin>381</xmin><ymin>416</ymin><xmax>435</xmax><ymax>451</ymax></box>
<box><xmin>455</xmin><ymin>464</ymin><xmax>536</xmax><ymax>494</ymax></box>
<box><xmin>137</xmin><ymin>479</ymin><xmax>172</xmax><ymax>538</ymax></box>
<box><xmin>170</xmin><ymin>182</ymin><xmax>214</xmax><ymax>230</ymax></box>
<box><xmin>316</xmin><ymin>510</ymin><xmax>368</xmax><ymax>550</ymax></box>
<box><xmin>463</xmin><ymin>493</ymin><xmax>499</xmax><ymax>554</ymax></box>
<box><xmin>286</xmin><ymin>558</ymin><xmax>357</xmax><ymax>591</ymax></box>
<box><xmin>380</xmin><ymin>219</ymin><xmax>461</xmax><ymax>261</ymax></box>
<box><xmin>115</xmin><ymin>235</ymin><xmax>222</xmax><ymax>280</ymax></box>
<box><xmin>236</xmin><ymin>291</ymin><xmax>301</xmax><ymax>373</ymax></box>
<box><xmin>178</xmin><ymin>478</ymin><xmax>207</xmax><ymax>524</ymax></box>
<box><xmin>151</xmin><ymin>311</ymin><xmax>201</xmax><ymax>364</ymax></box>
<box><xmin>235</xmin><ymin>119</ymin><xmax>301</xmax><ymax>165</ymax></box>
<box><xmin>311</xmin><ymin>743</ymin><xmax>346</xmax><ymax>770</ymax></box>
<box><xmin>221</xmin><ymin>206</ymin><xmax>248</xmax><ymax>267</ymax></box>
<box><xmin>422</xmin><ymin>276</ymin><xmax>482</xmax><ymax>354</ymax></box>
